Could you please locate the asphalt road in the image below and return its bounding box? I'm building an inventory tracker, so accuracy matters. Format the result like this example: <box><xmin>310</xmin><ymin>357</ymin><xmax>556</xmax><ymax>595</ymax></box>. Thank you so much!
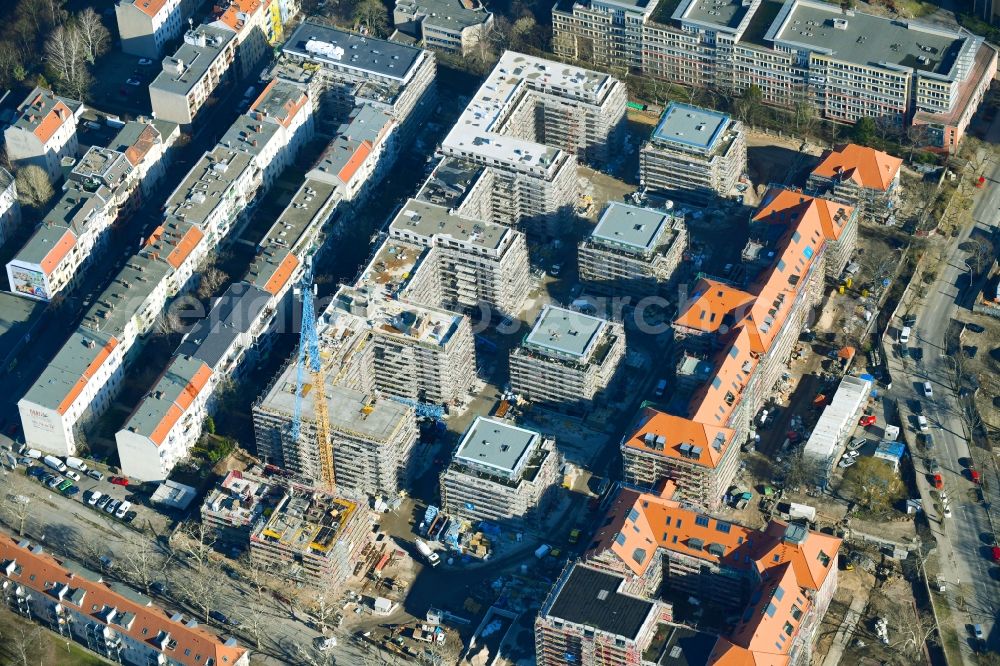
<box><xmin>886</xmin><ymin>152</ymin><xmax>1000</xmax><ymax>661</ymax></box>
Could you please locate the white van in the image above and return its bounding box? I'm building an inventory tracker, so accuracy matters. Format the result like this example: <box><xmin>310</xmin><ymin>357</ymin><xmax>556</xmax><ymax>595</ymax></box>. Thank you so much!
<box><xmin>43</xmin><ymin>455</ymin><xmax>67</xmax><ymax>473</ymax></box>
<box><xmin>899</xmin><ymin>326</ymin><xmax>911</xmax><ymax>344</ymax></box>
<box><xmin>65</xmin><ymin>456</ymin><xmax>88</xmax><ymax>472</ymax></box>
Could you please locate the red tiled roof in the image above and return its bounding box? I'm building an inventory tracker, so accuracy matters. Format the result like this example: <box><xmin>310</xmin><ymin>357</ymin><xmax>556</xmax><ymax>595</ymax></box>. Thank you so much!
<box><xmin>57</xmin><ymin>338</ymin><xmax>119</xmax><ymax>415</ymax></box>
<box><xmin>32</xmin><ymin>100</ymin><xmax>72</xmax><ymax>144</ymax></box>
<box><xmin>40</xmin><ymin>229</ymin><xmax>78</xmax><ymax>275</ymax></box>
<box><xmin>623</xmin><ymin>407</ymin><xmax>736</xmax><ymax>468</ymax></box>
<box><xmin>811</xmin><ymin>144</ymin><xmax>902</xmax><ymax>192</ymax></box>
<box><xmin>337</xmin><ymin>140</ymin><xmax>372</xmax><ymax>184</ymax></box>
<box><xmin>0</xmin><ymin>534</ymin><xmax>248</xmax><ymax>666</ymax></box>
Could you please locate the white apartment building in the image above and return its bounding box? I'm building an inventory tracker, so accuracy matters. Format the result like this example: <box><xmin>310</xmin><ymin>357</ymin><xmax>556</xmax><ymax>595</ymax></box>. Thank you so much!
<box><xmin>116</xmin><ymin>355</ymin><xmax>214</xmax><ymax>481</ymax></box>
<box><xmin>116</xmin><ymin>0</ymin><xmax>200</xmax><ymax>58</ymax></box>
<box><xmin>0</xmin><ymin>535</ymin><xmax>250</xmax><ymax>666</ymax></box>
<box><xmin>640</xmin><ymin>103</ymin><xmax>747</xmax><ymax>206</ymax></box>
<box><xmin>4</xmin><ymin>88</ymin><xmax>82</xmax><ymax>184</ymax></box>
<box><xmin>554</xmin><ymin>0</ymin><xmax>998</xmax><ymax>150</ymax></box>
<box><xmin>389</xmin><ymin>197</ymin><xmax>530</xmax><ymax>317</ymax></box>
<box><xmin>509</xmin><ymin>305</ymin><xmax>626</xmax><ymax>411</ymax></box>
<box><xmin>393</xmin><ymin>0</ymin><xmax>493</xmax><ymax>55</ymax></box>
<box><xmin>307</xmin><ymin>104</ymin><xmax>396</xmax><ymax>202</ymax></box>
<box><xmin>578</xmin><ymin>202</ymin><xmax>687</xmax><ymax>300</ymax></box>
<box><xmin>149</xmin><ymin>25</ymin><xmax>237</xmax><ymax>125</ymax></box>
<box><xmin>17</xmin><ymin>85</ymin><xmax>313</xmax><ymax>456</ymax></box>
<box><xmin>440</xmin><ymin>417</ymin><xmax>561</xmax><ymax>528</ymax></box>
<box><xmin>0</xmin><ymin>168</ymin><xmax>20</xmax><ymax>250</ymax></box>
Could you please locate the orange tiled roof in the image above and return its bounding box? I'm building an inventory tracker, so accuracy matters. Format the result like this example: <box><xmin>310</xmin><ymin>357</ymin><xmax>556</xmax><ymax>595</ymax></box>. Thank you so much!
<box><xmin>623</xmin><ymin>407</ymin><xmax>736</xmax><ymax>468</ymax></box>
<box><xmin>262</xmin><ymin>252</ymin><xmax>299</xmax><ymax>296</ymax></box>
<box><xmin>688</xmin><ymin>327</ymin><xmax>759</xmax><ymax>427</ymax></box>
<box><xmin>218</xmin><ymin>0</ymin><xmax>263</xmax><ymax>31</ymax></box>
<box><xmin>132</xmin><ymin>0</ymin><xmax>170</xmax><ymax>17</ymax></box>
<box><xmin>707</xmin><ymin>638</ymin><xmax>791</xmax><ymax>666</ymax></box>
<box><xmin>165</xmin><ymin>225</ymin><xmax>205</xmax><ymax>269</ymax></box>
<box><xmin>811</xmin><ymin>144</ymin><xmax>902</xmax><ymax>192</ymax></box>
<box><xmin>753</xmin><ymin>188</ymin><xmax>854</xmax><ymax>243</ymax></box>
<box><xmin>148</xmin><ymin>361</ymin><xmax>212</xmax><ymax>445</ymax></box>
<box><xmin>40</xmin><ymin>229</ymin><xmax>78</xmax><ymax>275</ymax></box>
<box><xmin>338</xmin><ymin>140</ymin><xmax>373</xmax><ymax>184</ymax></box>
<box><xmin>124</xmin><ymin>125</ymin><xmax>160</xmax><ymax>167</ymax></box>
<box><xmin>0</xmin><ymin>534</ymin><xmax>248</xmax><ymax>666</ymax></box>
<box><xmin>675</xmin><ymin>278</ymin><xmax>755</xmax><ymax>334</ymax></box>
<box><xmin>32</xmin><ymin>100</ymin><xmax>72</xmax><ymax>144</ymax></box>
<box><xmin>57</xmin><ymin>338</ymin><xmax>119</xmax><ymax>415</ymax></box>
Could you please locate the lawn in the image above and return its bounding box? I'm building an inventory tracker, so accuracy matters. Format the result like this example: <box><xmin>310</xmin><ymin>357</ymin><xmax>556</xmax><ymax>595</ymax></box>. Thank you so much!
<box><xmin>0</xmin><ymin>607</ymin><xmax>109</xmax><ymax>665</ymax></box>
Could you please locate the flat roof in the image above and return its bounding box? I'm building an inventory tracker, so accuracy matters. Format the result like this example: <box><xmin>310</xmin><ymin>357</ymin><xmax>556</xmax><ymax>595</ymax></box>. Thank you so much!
<box><xmin>176</xmin><ymin>283</ymin><xmax>271</xmax><ymax>370</ymax></box>
<box><xmin>395</xmin><ymin>0</ymin><xmax>492</xmax><ymax>31</ymax></box>
<box><xmin>524</xmin><ymin>305</ymin><xmax>607</xmax><ymax>360</ymax></box>
<box><xmin>547</xmin><ymin>564</ymin><xmax>654</xmax><ymax>639</ymax></box>
<box><xmin>390</xmin><ymin>198</ymin><xmax>509</xmax><ymax>252</ymax></box>
<box><xmin>283</xmin><ymin>21</ymin><xmax>425</xmax><ymax>82</ymax></box>
<box><xmin>443</xmin><ymin>51</ymin><xmax>615</xmax><ymax>173</ymax></box>
<box><xmin>415</xmin><ymin>157</ymin><xmax>485</xmax><ymax>208</ymax></box>
<box><xmin>591</xmin><ymin>203</ymin><xmax>673</xmax><ymax>252</ymax></box>
<box><xmin>150</xmin><ymin>26</ymin><xmax>235</xmax><ymax>96</ymax></box>
<box><xmin>454</xmin><ymin>417</ymin><xmax>540</xmax><ymax>475</ymax></box>
<box><xmin>656</xmin><ymin>625</ymin><xmax>717</xmax><ymax>665</ymax></box>
<box><xmin>769</xmin><ymin>0</ymin><xmax>965</xmax><ymax>75</ymax></box>
<box><xmin>674</xmin><ymin>0</ymin><xmax>752</xmax><ymax>30</ymax></box>
<box><xmin>652</xmin><ymin>102</ymin><xmax>730</xmax><ymax>152</ymax></box>
<box><xmin>163</xmin><ymin>146</ymin><xmax>254</xmax><ymax>226</ymax></box>
<box><xmin>259</xmin><ymin>366</ymin><xmax>413</xmax><ymax>442</ymax></box>
<box><xmin>332</xmin><ymin>285</ymin><xmax>463</xmax><ymax>348</ymax></box>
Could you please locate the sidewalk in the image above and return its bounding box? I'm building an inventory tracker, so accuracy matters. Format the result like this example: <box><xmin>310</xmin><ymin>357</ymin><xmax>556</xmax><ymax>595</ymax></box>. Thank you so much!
<box><xmin>822</xmin><ymin>594</ymin><xmax>867</xmax><ymax>666</ymax></box>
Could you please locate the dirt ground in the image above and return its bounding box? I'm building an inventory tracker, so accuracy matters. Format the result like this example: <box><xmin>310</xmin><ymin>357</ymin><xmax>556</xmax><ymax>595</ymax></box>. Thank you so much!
<box><xmin>746</xmin><ymin>131</ymin><xmax>823</xmax><ymax>190</ymax></box>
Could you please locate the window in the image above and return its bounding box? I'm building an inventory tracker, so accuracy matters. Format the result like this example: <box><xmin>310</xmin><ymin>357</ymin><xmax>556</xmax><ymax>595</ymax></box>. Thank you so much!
<box><xmin>765</xmin><ymin>603</ymin><xmax>777</xmax><ymax>617</ymax></box>
<box><xmin>817</xmin><ymin>550</ymin><xmax>830</xmax><ymax>566</ymax></box>
<box><xmin>791</xmin><ymin>605</ymin><xmax>802</xmax><ymax>620</ymax></box>
<box><xmin>695</xmin><ymin>515</ymin><xmax>709</xmax><ymax>527</ymax></box>
<box><xmin>628</xmin><ymin>508</ymin><xmax>639</xmax><ymax>522</ymax></box>
<box><xmin>615</xmin><ymin>533</ymin><xmax>626</xmax><ymax>546</ymax></box>
<box><xmin>716</xmin><ymin>522</ymin><xmax>731</xmax><ymax>533</ymax></box>
<box><xmin>784</xmin><ymin>621</ymin><xmax>794</xmax><ymax>636</ymax></box>
<box><xmin>665</xmin><ymin>516</ymin><xmax>672</xmax><ymax>526</ymax></box>
<box><xmin>773</xmin><ymin>554</ymin><xmax>781</xmax><ymax>562</ymax></box>
<box><xmin>774</xmin><ymin>586</ymin><xmax>784</xmax><ymax>601</ymax></box>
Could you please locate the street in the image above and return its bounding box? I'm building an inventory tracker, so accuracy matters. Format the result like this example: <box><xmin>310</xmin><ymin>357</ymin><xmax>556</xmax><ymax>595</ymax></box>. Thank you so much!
<box><xmin>884</xmin><ymin>149</ymin><xmax>1000</xmax><ymax>661</ymax></box>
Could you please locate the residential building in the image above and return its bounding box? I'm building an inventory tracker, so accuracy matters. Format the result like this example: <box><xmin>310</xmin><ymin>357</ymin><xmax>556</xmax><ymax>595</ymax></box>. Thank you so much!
<box><xmin>439</xmin><ymin>51</ymin><xmax>627</xmax><ymax>236</ymax></box>
<box><xmin>389</xmin><ymin>196</ymin><xmax>531</xmax><ymax>317</ymax></box>
<box><xmin>116</xmin><ymin>355</ymin><xmax>214</xmax><ymax>482</ymax></box>
<box><xmin>553</xmin><ymin>0</ymin><xmax>998</xmax><ymax>150</ymax></box>
<box><xmin>249</xmin><ymin>483</ymin><xmax>372</xmax><ymax>588</ymax></box>
<box><xmin>807</xmin><ymin>143</ymin><xmax>903</xmax><ymax>223</ymax></box>
<box><xmin>535</xmin><ymin>562</ymin><xmax>671</xmax><ymax>666</ymax></box>
<box><xmin>0</xmin><ymin>168</ymin><xmax>21</xmax><ymax>250</ymax></box>
<box><xmin>509</xmin><ymin>305</ymin><xmax>626</xmax><ymax>411</ymax></box>
<box><xmin>0</xmin><ymin>534</ymin><xmax>250</xmax><ymax>666</ymax></box>
<box><xmin>253</xmin><ymin>369</ymin><xmax>419</xmax><ymax>497</ymax></box>
<box><xmin>210</xmin><ymin>0</ymin><xmax>296</xmax><ymax>78</ymax></box>
<box><xmin>149</xmin><ymin>25</ymin><xmax>237</xmax><ymax>125</ymax></box>
<box><xmin>640</xmin><ymin>103</ymin><xmax>746</xmax><ymax>206</ymax></box>
<box><xmin>17</xmin><ymin>83</ymin><xmax>312</xmax><ymax>456</ymax></box>
<box><xmin>277</xmin><ymin>21</ymin><xmax>437</xmax><ymax>136</ymax></box>
<box><xmin>621</xmin><ymin>408</ymin><xmax>740</xmax><ymax>510</ymax></box>
<box><xmin>4</xmin><ymin>87</ymin><xmax>82</xmax><ymax>184</ymax></box>
<box><xmin>201</xmin><ymin>466</ymin><xmax>286</xmax><ymax>551</ymax></box>
<box><xmin>116</xmin><ymin>0</ymin><xmax>202</xmax><ymax>58</ymax></box>
<box><xmin>441</xmin><ymin>417</ymin><xmax>561</xmax><ymax>528</ymax></box>
<box><xmin>6</xmin><ymin>135</ymin><xmax>177</xmax><ymax>303</ymax></box>
<box><xmin>579</xmin><ymin>484</ymin><xmax>841</xmax><ymax>664</ymax></box>
<box><xmin>577</xmin><ymin>203</ymin><xmax>687</xmax><ymax>300</ymax></box>
<box><xmin>751</xmin><ymin>187</ymin><xmax>857</xmax><ymax>279</ymax></box>
<box><xmin>328</xmin><ymin>283</ymin><xmax>476</xmax><ymax>405</ymax></box>
<box><xmin>307</xmin><ymin>104</ymin><xmax>396</xmax><ymax>203</ymax></box>
<box><xmin>393</xmin><ymin>0</ymin><xmax>493</xmax><ymax>55</ymax></box>
<box><xmin>109</xmin><ymin>118</ymin><xmax>181</xmax><ymax>203</ymax></box>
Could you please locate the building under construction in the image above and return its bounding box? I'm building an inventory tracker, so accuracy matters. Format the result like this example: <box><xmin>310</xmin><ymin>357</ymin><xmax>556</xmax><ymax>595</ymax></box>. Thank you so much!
<box><xmin>253</xmin><ymin>359</ymin><xmax>419</xmax><ymax>498</ymax></box>
<box><xmin>249</xmin><ymin>480</ymin><xmax>371</xmax><ymax>588</ymax></box>
<box><xmin>535</xmin><ymin>562</ymin><xmax>671</xmax><ymax>666</ymax></box>
<box><xmin>201</xmin><ymin>467</ymin><xmax>286</xmax><ymax>553</ymax></box>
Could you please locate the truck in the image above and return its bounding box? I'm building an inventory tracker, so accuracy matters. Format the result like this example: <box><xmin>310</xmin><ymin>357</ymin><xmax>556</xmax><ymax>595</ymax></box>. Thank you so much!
<box><xmin>65</xmin><ymin>456</ymin><xmax>88</xmax><ymax>472</ymax></box>
<box><xmin>43</xmin><ymin>455</ymin><xmax>67</xmax><ymax>473</ymax></box>
<box><xmin>534</xmin><ymin>544</ymin><xmax>551</xmax><ymax>559</ymax></box>
<box><xmin>415</xmin><ymin>539</ymin><xmax>440</xmax><ymax>567</ymax></box>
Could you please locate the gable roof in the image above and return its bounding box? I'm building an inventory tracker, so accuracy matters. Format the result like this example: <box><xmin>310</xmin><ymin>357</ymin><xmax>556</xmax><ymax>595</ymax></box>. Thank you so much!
<box><xmin>623</xmin><ymin>407</ymin><xmax>736</xmax><ymax>468</ymax></box>
<box><xmin>0</xmin><ymin>534</ymin><xmax>248</xmax><ymax>666</ymax></box>
<box><xmin>811</xmin><ymin>143</ymin><xmax>902</xmax><ymax>192</ymax></box>
<box><xmin>675</xmin><ymin>278</ymin><xmax>755</xmax><ymax>334</ymax></box>
<box><xmin>752</xmin><ymin>188</ymin><xmax>854</xmax><ymax>243</ymax></box>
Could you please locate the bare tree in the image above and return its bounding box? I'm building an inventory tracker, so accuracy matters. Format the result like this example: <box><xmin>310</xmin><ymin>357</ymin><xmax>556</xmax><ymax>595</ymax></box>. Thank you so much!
<box><xmin>0</xmin><ymin>494</ymin><xmax>34</xmax><ymax>537</ymax></box>
<box><xmin>6</xmin><ymin>622</ymin><xmax>43</xmax><ymax>666</ymax></box>
<box><xmin>179</xmin><ymin>521</ymin><xmax>217</xmax><ymax>573</ymax></box>
<box><xmin>14</xmin><ymin>165</ymin><xmax>54</xmax><ymax>209</ymax></box>
<box><xmin>118</xmin><ymin>532</ymin><xmax>165</xmax><ymax>594</ymax></box>
<box><xmin>45</xmin><ymin>23</ymin><xmax>90</xmax><ymax>99</ymax></box>
<box><xmin>76</xmin><ymin>8</ymin><xmax>110</xmax><ymax>64</ymax></box>
<box><xmin>176</xmin><ymin>567</ymin><xmax>229</xmax><ymax>623</ymax></box>
<box><xmin>353</xmin><ymin>0</ymin><xmax>388</xmax><ymax>37</ymax></box>
<box><xmin>196</xmin><ymin>266</ymin><xmax>230</xmax><ymax>300</ymax></box>
<box><xmin>961</xmin><ymin>237</ymin><xmax>993</xmax><ymax>276</ymax></box>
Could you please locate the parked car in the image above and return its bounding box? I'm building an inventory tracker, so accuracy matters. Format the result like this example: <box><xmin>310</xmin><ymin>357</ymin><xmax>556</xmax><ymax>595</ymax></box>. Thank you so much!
<box><xmin>921</xmin><ymin>433</ymin><xmax>935</xmax><ymax>449</ymax></box>
<box><xmin>138</xmin><ymin>58</ymin><xmax>153</xmax><ymax>65</ymax></box>
<box><xmin>105</xmin><ymin>499</ymin><xmax>120</xmax><ymax>515</ymax></box>
<box><xmin>86</xmin><ymin>469</ymin><xmax>104</xmax><ymax>481</ymax></box>
<box><xmin>87</xmin><ymin>491</ymin><xmax>103</xmax><ymax>506</ymax></box>
<box><xmin>943</xmin><ymin>506</ymin><xmax>952</xmax><ymax>518</ymax></box>
<box><xmin>65</xmin><ymin>470</ymin><xmax>80</xmax><ymax>481</ymax></box>
<box><xmin>63</xmin><ymin>485</ymin><xmax>80</xmax><ymax>497</ymax></box>
<box><xmin>932</xmin><ymin>473</ymin><xmax>943</xmax><ymax>490</ymax></box>
<box><xmin>923</xmin><ymin>381</ymin><xmax>933</xmax><ymax>398</ymax></box>
<box><xmin>115</xmin><ymin>501</ymin><xmax>132</xmax><ymax>519</ymax></box>
<box><xmin>47</xmin><ymin>475</ymin><xmax>65</xmax><ymax>489</ymax></box>
<box><xmin>95</xmin><ymin>495</ymin><xmax>112</xmax><ymax>510</ymax></box>
<box><xmin>928</xmin><ymin>459</ymin><xmax>940</xmax><ymax>474</ymax></box>
<box><xmin>917</xmin><ymin>415</ymin><xmax>929</xmax><ymax>432</ymax></box>
<box><xmin>126</xmin><ymin>78</ymin><xmax>142</xmax><ymax>86</ymax></box>
<box><xmin>123</xmin><ymin>511</ymin><xmax>137</xmax><ymax>523</ymax></box>
<box><xmin>859</xmin><ymin>415</ymin><xmax>877</xmax><ymax>427</ymax></box>
<box><xmin>847</xmin><ymin>437</ymin><xmax>866</xmax><ymax>451</ymax></box>
<box><xmin>56</xmin><ymin>479</ymin><xmax>73</xmax><ymax>492</ymax></box>
<box><xmin>110</xmin><ymin>476</ymin><xmax>129</xmax><ymax>486</ymax></box>
<box><xmin>838</xmin><ymin>457</ymin><xmax>856</xmax><ymax>468</ymax></box>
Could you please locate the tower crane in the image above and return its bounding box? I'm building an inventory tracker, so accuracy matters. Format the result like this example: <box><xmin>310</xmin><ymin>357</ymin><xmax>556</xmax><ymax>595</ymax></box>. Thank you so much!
<box><xmin>291</xmin><ymin>267</ymin><xmax>335</xmax><ymax>489</ymax></box>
